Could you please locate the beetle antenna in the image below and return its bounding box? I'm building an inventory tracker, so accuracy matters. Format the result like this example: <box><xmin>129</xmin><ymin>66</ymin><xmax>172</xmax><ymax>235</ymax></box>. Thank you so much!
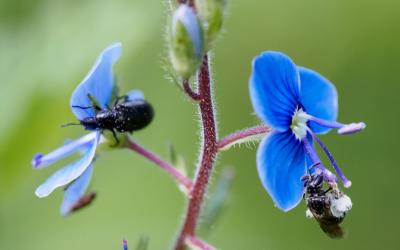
<box><xmin>61</xmin><ymin>122</ymin><xmax>81</xmax><ymax>128</ymax></box>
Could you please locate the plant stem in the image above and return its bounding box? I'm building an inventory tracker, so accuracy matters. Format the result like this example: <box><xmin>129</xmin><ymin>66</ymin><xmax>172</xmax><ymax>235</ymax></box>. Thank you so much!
<box><xmin>185</xmin><ymin>235</ymin><xmax>216</xmax><ymax>250</ymax></box>
<box><xmin>217</xmin><ymin>125</ymin><xmax>271</xmax><ymax>150</ymax></box>
<box><xmin>183</xmin><ymin>79</ymin><xmax>200</xmax><ymax>101</ymax></box>
<box><xmin>176</xmin><ymin>0</ymin><xmax>195</xmax><ymax>8</ymax></box>
<box><xmin>126</xmin><ymin>138</ymin><xmax>193</xmax><ymax>190</ymax></box>
<box><xmin>174</xmin><ymin>54</ymin><xmax>218</xmax><ymax>250</ymax></box>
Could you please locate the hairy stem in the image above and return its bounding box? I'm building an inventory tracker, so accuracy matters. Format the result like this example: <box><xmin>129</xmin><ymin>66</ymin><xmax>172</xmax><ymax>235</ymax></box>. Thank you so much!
<box><xmin>217</xmin><ymin>125</ymin><xmax>271</xmax><ymax>150</ymax></box>
<box><xmin>183</xmin><ymin>79</ymin><xmax>200</xmax><ymax>101</ymax></box>
<box><xmin>185</xmin><ymin>235</ymin><xmax>216</xmax><ymax>250</ymax></box>
<box><xmin>175</xmin><ymin>54</ymin><xmax>218</xmax><ymax>250</ymax></box>
<box><xmin>126</xmin><ymin>138</ymin><xmax>193</xmax><ymax>190</ymax></box>
<box><xmin>176</xmin><ymin>0</ymin><xmax>195</xmax><ymax>8</ymax></box>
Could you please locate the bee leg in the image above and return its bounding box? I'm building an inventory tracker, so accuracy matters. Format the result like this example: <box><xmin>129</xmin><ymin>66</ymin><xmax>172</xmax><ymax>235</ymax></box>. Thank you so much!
<box><xmin>324</xmin><ymin>187</ymin><xmax>332</xmax><ymax>194</ymax></box>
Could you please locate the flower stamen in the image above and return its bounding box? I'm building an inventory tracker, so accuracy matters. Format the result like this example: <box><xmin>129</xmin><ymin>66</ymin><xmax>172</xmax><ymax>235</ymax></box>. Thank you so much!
<box><xmin>312</xmin><ymin>135</ymin><xmax>352</xmax><ymax>188</ymax></box>
<box><xmin>291</xmin><ymin>109</ymin><xmax>309</xmax><ymax>140</ymax></box>
<box><xmin>301</xmin><ymin>138</ymin><xmax>338</xmax><ymax>184</ymax></box>
<box><xmin>307</xmin><ymin>115</ymin><xmax>366</xmax><ymax>135</ymax></box>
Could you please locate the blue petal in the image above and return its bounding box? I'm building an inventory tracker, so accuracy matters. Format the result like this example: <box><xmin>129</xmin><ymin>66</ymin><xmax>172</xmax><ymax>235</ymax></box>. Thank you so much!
<box><xmin>249</xmin><ymin>52</ymin><xmax>301</xmax><ymax>131</ymax></box>
<box><xmin>70</xmin><ymin>43</ymin><xmax>122</xmax><ymax>120</ymax></box>
<box><xmin>173</xmin><ymin>5</ymin><xmax>202</xmax><ymax>58</ymax></box>
<box><xmin>126</xmin><ymin>90</ymin><xmax>144</xmax><ymax>101</ymax></box>
<box><xmin>32</xmin><ymin>132</ymin><xmax>98</xmax><ymax>169</ymax></box>
<box><xmin>298</xmin><ymin>67</ymin><xmax>338</xmax><ymax>134</ymax></box>
<box><xmin>60</xmin><ymin>165</ymin><xmax>93</xmax><ymax>216</ymax></box>
<box><xmin>35</xmin><ymin>132</ymin><xmax>100</xmax><ymax>198</ymax></box>
<box><xmin>257</xmin><ymin>131</ymin><xmax>307</xmax><ymax>211</ymax></box>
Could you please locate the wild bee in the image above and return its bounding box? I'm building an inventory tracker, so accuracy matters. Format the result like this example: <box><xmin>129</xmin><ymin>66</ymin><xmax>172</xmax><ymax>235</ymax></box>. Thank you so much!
<box><xmin>302</xmin><ymin>168</ymin><xmax>352</xmax><ymax>239</ymax></box>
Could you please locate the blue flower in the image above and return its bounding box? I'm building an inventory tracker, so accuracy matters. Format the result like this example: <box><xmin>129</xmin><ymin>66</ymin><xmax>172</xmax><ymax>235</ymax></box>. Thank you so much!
<box><xmin>249</xmin><ymin>51</ymin><xmax>365</xmax><ymax>211</ymax></box>
<box><xmin>32</xmin><ymin>43</ymin><xmax>122</xmax><ymax>216</ymax></box>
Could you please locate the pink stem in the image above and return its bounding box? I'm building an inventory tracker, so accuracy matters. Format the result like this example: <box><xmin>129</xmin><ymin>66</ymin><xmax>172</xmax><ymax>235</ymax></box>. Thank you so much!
<box><xmin>126</xmin><ymin>138</ymin><xmax>193</xmax><ymax>190</ymax></box>
<box><xmin>183</xmin><ymin>79</ymin><xmax>200</xmax><ymax>101</ymax></box>
<box><xmin>217</xmin><ymin>125</ymin><xmax>271</xmax><ymax>150</ymax></box>
<box><xmin>174</xmin><ymin>54</ymin><xmax>218</xmax><ymax>250</ymax></box>
<box><xmin>185</xmin><ymin>235</ymin><xmax>216</xmax><ymax>250</ymax></box>
<box><xmin>177</xmin><ymin>0</ymin><xmax>195</xmax><ymax>9</ymax></box>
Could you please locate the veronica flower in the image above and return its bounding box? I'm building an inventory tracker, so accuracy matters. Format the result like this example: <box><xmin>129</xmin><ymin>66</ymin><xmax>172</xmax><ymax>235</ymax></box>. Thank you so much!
<box><xmin>249</xmin><ymin>51</ymin><xmax>365</xmax><ymax>211</ymax></box>
<box><xmin>32</xmin><ymin>43</ymin><xmax>145</xmax><ymax>216</ymax></box>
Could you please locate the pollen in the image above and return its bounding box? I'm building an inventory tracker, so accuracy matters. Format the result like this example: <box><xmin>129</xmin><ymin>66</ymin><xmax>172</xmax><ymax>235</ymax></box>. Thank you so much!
<box><xmin>290</xmin><ymin>109</ymin><xmax>309</xmax><ymax>140</ymax></box>
<box><xmin>305</xmin><ymin>208</ymin><xmax>314</xmax><ymax>219</ymax></box>
<box><xmin>330</xmin><ymin>193</ymin><xmax>352</xmax><ymax>218</ymax></box>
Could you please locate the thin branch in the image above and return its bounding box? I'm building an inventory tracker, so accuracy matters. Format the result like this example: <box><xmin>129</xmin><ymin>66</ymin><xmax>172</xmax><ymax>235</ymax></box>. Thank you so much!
<box><xmin>217</xmin><ymin>125</ymin><xmax>271</xmax><ymax>150</ymax></box>
<box><xmin>185</xmin><ymin>235</ymin><xmax>216</xmax><ymax>250</ymax></box>
<box><xmin>126</xmin><ymin>138</ymin><xmax>193</xmax><ymax>190</ymax></box>
<box><xmin>175</xmin><ymin>54</ymin><xmax>218</xmax><ymax>250</ymax></box>
<box><xmin>183</xmin><ymin>79</ymin><xmax>200</xmax><ymax>101</ymax></box>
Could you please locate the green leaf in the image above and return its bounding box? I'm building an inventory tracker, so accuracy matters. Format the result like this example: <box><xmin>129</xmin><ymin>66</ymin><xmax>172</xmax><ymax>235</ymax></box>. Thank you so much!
<box><xmin>135</xmin><ymin>236</ymin><xmax>149</xmax><ymax>250</ymax></box>
<box><xmin>199</xmin><ymin>167</ymin><xmax>234</xmax><ymax>234</ymax></box>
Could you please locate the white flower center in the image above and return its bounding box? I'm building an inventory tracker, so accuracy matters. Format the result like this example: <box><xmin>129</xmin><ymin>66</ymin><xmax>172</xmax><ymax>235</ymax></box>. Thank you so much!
<box><xmin>290</xmin><ymin>109</ymin><xmax>309</xmax><ymax>140</ymax></box>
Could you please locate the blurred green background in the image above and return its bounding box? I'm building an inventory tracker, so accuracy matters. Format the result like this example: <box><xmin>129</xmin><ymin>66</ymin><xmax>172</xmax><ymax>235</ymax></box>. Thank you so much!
<box><xmin>0</xmin><ymin>0</ymin><xmax>398</xmax><ymax>249</ymax></box>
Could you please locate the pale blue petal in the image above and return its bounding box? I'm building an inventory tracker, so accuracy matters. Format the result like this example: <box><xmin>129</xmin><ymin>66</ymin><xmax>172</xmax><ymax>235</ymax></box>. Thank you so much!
<box><xmin>32</xmin><ymin>132</ymin><xmax>97</xmax><ymax>169</ymax></box>
<box><xmin>126</xmin><ymin>90</ymin><xmax>144</xmax><ymax>101</ymax></box>
<box><xmin>70</xmin><ymin>43</ymin><xmax>122</xmax><ymax>120</ymax></box>
<box><xmin>173</xmin><ymin>5</ymin><xmax>202</xmax><ymax>58</ymax></box>
<box><xmin>60</xmin><ymin>165</ymin><xmax>93</xmax><ymax>216</ymax></box>
<box><xmin>257</xmin><ymin>131</ymin><xmax>307</xmax><ymax>211</ymax></box>
<box><xmin>298</xmin><ymin>67</ymin><xmax>338</xmax><ymax>134</ymax></box>
<box><xmin>249</xmin><ymin>52</ymin><xmax>300</xmax><ymax>131</ymax></box>
<box><xmin>35</xmin><ymin>132</ymin><xmax>100</xmax><ymax>198</ymax></box>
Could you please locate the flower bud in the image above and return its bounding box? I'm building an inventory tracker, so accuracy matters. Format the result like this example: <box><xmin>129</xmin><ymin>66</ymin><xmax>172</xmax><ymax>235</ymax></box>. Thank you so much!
<box><xmin>195</xmin><ymin>0</ymin><xmax>226</xmax><ymax>47</ymax></box>
<box><xmin>170</xmin><ymin>4</ymin><xmax>204</xmax><ymax>79</ymax></box>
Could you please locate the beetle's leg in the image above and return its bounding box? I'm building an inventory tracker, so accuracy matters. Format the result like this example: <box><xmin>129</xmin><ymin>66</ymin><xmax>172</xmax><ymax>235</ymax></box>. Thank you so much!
<box><xmin>87</xmin><ymin>93</ymin><xmax>102</xmax><ymax>111</ymax></box>
<box><xmin>111</xmin><ymin>129</ymin><xmax>120</xmax><ymax>147</ymax></box>
<box><xmin>114</xmin><ymin>95</ymin><xmax>128</xmax><ymax>105</ymax></box>
<box><xmin>61</xmin><ymin>122</ymin><xmax>81</xmax><ymax>128</ymax></box>
<box><xmin>72</xmin><ymin>105</ymin><xmax>94</xmax><ymax>110</ymax></box>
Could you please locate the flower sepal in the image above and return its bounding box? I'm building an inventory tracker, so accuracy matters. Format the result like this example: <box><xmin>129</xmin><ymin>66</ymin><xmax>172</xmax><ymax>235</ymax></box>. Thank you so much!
<box><xmin>170</xmin><ymin>4</ymin><xmax>204</xmax><ymax>79</ymax></box>
<box><xmin>195</xmin><ymin>0</ymin><xmax>226</xmax><ymax>49</ymax></box>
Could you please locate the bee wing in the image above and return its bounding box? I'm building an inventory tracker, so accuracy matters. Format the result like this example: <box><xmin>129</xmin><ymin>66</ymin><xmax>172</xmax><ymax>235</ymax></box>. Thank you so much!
<box><xmin>70</xmin><ymin>43</ymin><xmax>122</xmax><ymax>120</ymax></box>
<box><xmin>318</xmin><ymin>220</ymin><xmax>345</xmax><ymax>239</ymax></box>
<box><xmin>60</xmin><ymin>164</ymin><xmax>94</xmax><ymax>216</ymax></box>
<box><xmin>310</xmin><ymin>209</ymin><xmax>345</xmax><ymax>239</ymax></box>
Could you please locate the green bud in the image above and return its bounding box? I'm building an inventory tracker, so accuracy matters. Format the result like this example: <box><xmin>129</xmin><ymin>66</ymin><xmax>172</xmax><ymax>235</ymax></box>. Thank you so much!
<box><xmin>195</xmin><ymin>0</ymin><xmax>226</xmax><ymax>48</ymax></box>
<box><xmin>170</xmin><ymin>5</ymin><xmax>204</xmax><ymax>79</ymax></box>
